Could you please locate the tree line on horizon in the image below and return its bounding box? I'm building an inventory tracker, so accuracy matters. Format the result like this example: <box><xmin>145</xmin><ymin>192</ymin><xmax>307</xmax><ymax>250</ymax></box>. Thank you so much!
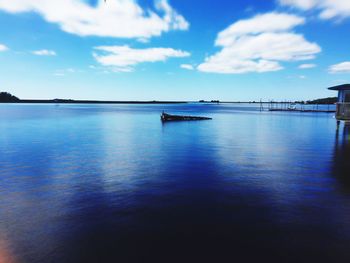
<box><xmin>0</xmin><ymin>91</ymin><xmax>337</xmax><ymax>104</ymax></box>
<box><xmin>0</xmin><ymin>92</ymin><xmax>20</xmax><ymax>102</ymax></box>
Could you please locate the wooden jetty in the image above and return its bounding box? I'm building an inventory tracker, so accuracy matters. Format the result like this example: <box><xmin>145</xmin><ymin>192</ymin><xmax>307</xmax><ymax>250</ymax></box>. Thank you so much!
<box><xmin>266</xmin><ymin>101</ymin><xmax>335</xmax><ymax>113</ymax></box>
<box><xmin>269</xmin><ymin>108</ymin><xmax>335</xmax><ymax>113</ymax></box>
<box><xmin>161</xmin><ymin>112</ymin><xmax>212</xmax><ymax>122</ymax></box>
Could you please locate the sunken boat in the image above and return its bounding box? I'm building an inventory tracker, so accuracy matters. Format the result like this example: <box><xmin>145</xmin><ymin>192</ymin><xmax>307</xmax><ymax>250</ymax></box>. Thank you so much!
<box><xmin>161</xmin><ymin>112</ymin><xmax>212</xmax><ymax>122</ymax></box>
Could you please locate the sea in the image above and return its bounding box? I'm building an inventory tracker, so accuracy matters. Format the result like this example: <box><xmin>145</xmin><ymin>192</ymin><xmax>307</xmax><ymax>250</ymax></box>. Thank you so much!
<box><xmin>0</xmin><ymin>103</ymin><xmax>350</xmax><ymax>263</ymax></box>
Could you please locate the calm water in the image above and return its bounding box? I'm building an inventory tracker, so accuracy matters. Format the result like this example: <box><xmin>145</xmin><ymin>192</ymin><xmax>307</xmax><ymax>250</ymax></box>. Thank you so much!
<box><xmin>0</xmin><ymin>103</ymin><xmax>350</xmax><ymax>263</ymax></box>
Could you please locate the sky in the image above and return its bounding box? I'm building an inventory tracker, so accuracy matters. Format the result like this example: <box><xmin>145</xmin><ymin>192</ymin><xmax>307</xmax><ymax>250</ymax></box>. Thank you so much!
<box><xmin>0</xmin><ymin>0</ymin><xmax>350</xmax><ymax>101</ymax></box>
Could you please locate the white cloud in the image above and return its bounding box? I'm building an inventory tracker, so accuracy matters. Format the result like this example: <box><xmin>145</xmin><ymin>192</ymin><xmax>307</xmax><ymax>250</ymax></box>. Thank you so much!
<box><xmin>299</xmin><ymin>63</ymin><xmax>316</xmax><ymax>69</ymax></box>
<box><xmin>329</xmin><ymin>62</ymin><xmax>350</xmax><ymax>73</ymax></box>
<box><xmin>279</xmin><ymin>0</ymin><xmax>350</xmax><ymax>20</ymax></box>
<box><xmin>137</xmin><ymin>37</ymin><xmax>150</xmax><ymax>43</ymax></box>
<box><xmin>0</xmin><ymin>44</ymin><xmax>8</xmax><ymax>51</ymax></box>
<box><xmin>54</xmin><ymin>73</ymin><xmax>65</xmax><ymax>77</ymax></box>
<box><xmin>0</xmin><ymin>0</ymin><xmax>188</xmax><ymax>39</ymax></box>
<box><xmin>93</xmin><ymin>45</ymin><xmax>190</xmax><ymax>72</ymax></box>
<box><xmin>66</xmin><ymin>68</ymin><xmax>75</xmax><ymax>73</ymax></box>
<box><xmin>215</xmin><ymin>12</ymin><xmax>305</xmax><ymax>47</ymax></box>
<box><xmin>197</xmin><ymin>12</ymin><xmax>321</xmax><ymax>74</ymax></box>
<box><xmin>279</xmin><ymin>0</ymin><xmax>317</xmax><ymax>10</ymax></box>
<box><xmin>54</xmin><ymin>68</ymin><xmax>81</xmax><ymax>76</ymax></box>
<box><xmin>180</xmin><ymin>64</ymin><xmax>194</xmax><ymax>70</ymax></box>
<box><xmin>32</xmin><ymin>49</ymin><xmax>56</xmax><ymax>56</ymax></box>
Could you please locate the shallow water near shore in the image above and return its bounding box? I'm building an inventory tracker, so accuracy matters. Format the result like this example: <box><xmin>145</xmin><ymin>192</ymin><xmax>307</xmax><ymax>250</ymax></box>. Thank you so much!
<box><xmin>0</xmin><ymin>103</ymin><xmax>350</xmax><ymax>262</ymax></box>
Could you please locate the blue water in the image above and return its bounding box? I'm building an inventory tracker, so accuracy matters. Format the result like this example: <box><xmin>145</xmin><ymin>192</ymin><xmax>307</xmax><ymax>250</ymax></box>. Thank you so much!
<box><xmin>0</xmin><ymin>103</ymin><xmax>349</xmax><ymax>263</ymax></box>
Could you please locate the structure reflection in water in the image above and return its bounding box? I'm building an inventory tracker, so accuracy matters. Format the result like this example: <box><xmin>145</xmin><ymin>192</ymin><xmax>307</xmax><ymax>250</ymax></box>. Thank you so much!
<box><xmin>334</xmin><ymin>123</ymin><xmax>350</xmax><ymax>193</ymax></box>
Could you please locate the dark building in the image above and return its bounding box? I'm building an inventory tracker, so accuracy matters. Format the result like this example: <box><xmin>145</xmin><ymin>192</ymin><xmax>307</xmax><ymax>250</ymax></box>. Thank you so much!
<box><xmin>328</xmin><ymin>84</ymin><xmax>350</xmax><ymax>121</ymax></box>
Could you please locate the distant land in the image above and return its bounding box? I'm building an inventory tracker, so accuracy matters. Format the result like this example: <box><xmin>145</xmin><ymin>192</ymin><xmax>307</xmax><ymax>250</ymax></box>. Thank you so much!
<box><xmin>305</xmin><ymin>97</ymin><xmax>338</xmax><ymax>105</ymax></box>
<box><xmin>0</xmin><ymin>92</ymin><xmax>186</xmax><ymax>104</ymax></box>
<box><xmin>0</xmin><ymin>92</ymin><xmax>20</xmax><ymax>102</ymax></box>
<box><xmin>0</xmin><ymin>92</ymin><xmax>338</xmax><ymax>105</ymax></box>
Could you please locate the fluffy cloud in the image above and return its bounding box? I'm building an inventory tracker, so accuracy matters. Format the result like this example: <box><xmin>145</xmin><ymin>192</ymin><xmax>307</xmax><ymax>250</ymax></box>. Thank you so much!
<box><xmin>93</xmin><ymin>45</ymin><xmax>190</xmax><ymax>72</ymax></box>
<box><xmin>0</xmin><ymin>0</ymin><xmax>189</xmax><ymax>39</ymax></box>
<box><xmin>0</xmin><ymin>44</ymin><xmax>8</xmax><ymax>51</ymax></box>
<box><xmin>32</xmin><ymin>49</ymin><xmax>56</xmax><ymax>56</ymax></box>
<box><xmin>279</xmin><ymin>0</ymin><xmax>350</xmax><ymax>20</ymax></box>
<box><xmin>197</xmin><ymin>12</ymin><xmax>321</xmax><ymax>74</ymax></box>
<box><xmin>215</xmin><ymin>12</ymin><xmax>305</xmax><ymax>47</ymax></box>
<box><xmin>329</xmin><ymin>62</ymin><xmax>350</xmax><ymax>73</ymax></box>
<box><xmin>180</xmin><ymin>64</ymin><xmax>194</xmax><ymax>70</ymax></box>
<box><xmin>279</xmin><ymin>0</ymin><xmax>317</xmax><ymax>10</ymax></box>
<box><xmin>299</xmin><ymin>63</ymin><xmax>316</xmax><ymax>69</ymax></box>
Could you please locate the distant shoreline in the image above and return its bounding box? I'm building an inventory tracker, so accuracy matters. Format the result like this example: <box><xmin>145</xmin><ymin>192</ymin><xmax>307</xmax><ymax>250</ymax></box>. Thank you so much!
<box><xmin>0</xmin><ymin>92</ymin><xmax>338</xmax><ymax>105</ymax></box>
<box><xmin>0</xmin><ymin>100</ymin><xmax>338</xmax><ymax>105</ymax></box>
<box><xmin>1</xmin><ymin>99</ymin><xmax>188</xmax><ymax>104</ymax></box>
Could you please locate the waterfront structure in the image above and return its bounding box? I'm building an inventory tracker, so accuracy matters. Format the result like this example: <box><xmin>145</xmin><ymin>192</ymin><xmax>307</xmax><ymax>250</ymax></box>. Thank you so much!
<box><xmin>328</xmin><ymin>84</ymin><xmax>350</xmax><ymax>123</ymax></box>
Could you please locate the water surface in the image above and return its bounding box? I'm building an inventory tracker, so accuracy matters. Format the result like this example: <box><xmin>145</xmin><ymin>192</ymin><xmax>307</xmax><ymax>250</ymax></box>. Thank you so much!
<box><xmin>0</xmin><ymin>103</ymin><xmax>349</xmax><ymax>262</ymax></box>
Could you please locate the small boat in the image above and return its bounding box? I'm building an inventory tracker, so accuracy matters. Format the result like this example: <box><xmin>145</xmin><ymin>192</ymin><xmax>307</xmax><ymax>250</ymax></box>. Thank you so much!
<box><xmin>161</xmin><ymin>112</ymin><xmax>212</xmax><ymax>122</ymax></box>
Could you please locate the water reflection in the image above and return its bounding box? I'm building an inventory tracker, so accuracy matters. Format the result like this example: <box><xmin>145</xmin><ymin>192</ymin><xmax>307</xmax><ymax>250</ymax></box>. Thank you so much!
<box><xmin>0</xmin><ymin>238</ymin><xmax>16</xmax><ymax>263</ymax></box>
<box><xmin>0</xmin><ymin>104</ymin><xmax>350</xmax><ymax>263</ymax></box>
<box><xmin>334</xmin><ymin>124</ymin><xmax>350</xmax><ymax>193</ymax></box>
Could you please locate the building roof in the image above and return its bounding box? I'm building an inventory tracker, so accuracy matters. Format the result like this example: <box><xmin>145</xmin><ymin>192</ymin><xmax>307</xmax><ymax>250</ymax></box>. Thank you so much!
<box><xmin>328</xmin><ymin>84</ymin><xmax>350</xmax><ymax>91</ymax></box>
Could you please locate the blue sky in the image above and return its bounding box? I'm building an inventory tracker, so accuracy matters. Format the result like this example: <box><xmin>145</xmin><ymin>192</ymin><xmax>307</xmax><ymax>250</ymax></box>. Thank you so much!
<box><xmin>0</xmin><ymin>0</ymin><xmax>350</xmax><ymax>101</ymax></box>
